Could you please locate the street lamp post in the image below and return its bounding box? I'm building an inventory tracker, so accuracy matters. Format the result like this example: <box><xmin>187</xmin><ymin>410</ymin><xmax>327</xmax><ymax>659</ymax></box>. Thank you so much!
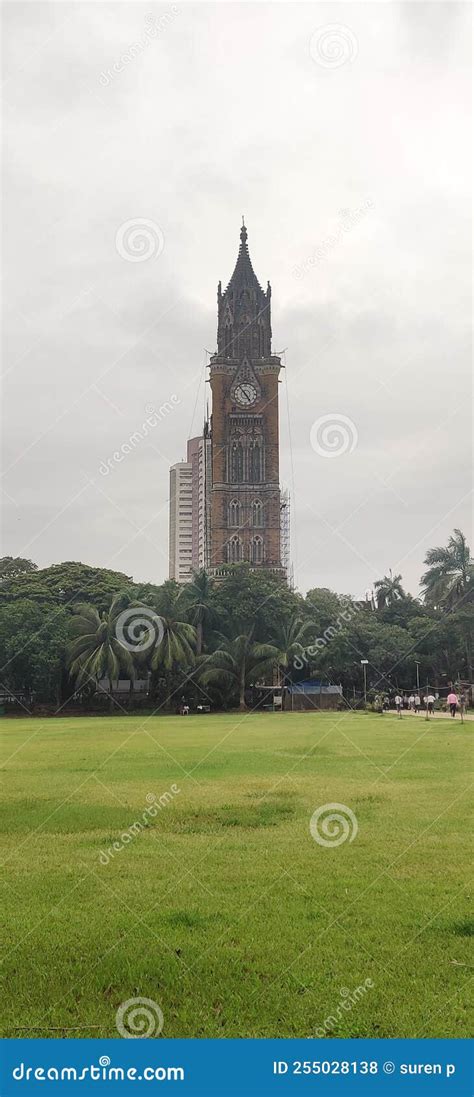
<box><xmin>415</xmin><ymin>661</ymin><xmax>420</xmax><ymax>693</ymax></box>
<box><xmin>361</xmin><ymin>660</ymin><xmax>368</xmax><ymax>707</ymax></box>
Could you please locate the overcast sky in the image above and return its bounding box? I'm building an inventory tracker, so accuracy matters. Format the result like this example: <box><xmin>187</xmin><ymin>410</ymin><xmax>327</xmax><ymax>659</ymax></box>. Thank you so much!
<box><xmin>3</xmin><ymin>2</ymin><xmax>472</xmax><ymax>598</ymax></box>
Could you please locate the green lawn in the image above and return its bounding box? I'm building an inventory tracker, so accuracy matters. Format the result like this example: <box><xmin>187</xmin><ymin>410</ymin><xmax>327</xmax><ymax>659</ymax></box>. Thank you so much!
<box><xmin>1</xmin><ymin>711</ymin><xmax>472</xmax><ymax>1038</ymax></box>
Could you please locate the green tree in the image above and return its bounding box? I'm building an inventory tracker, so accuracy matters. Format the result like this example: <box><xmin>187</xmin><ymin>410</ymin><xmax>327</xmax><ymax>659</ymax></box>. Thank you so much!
<box><xmin>315</xmin><ymin>615</ymin><xmax>414</xmax><ymax>696</ymax></box>
<box><xmin>269</xmin><ymin>616</ymin><xmax>314</xmax><ymax>685</ymax></box>
<box><xmin>0</xmin><ymin>599</ymin><xmax>69</xmax><ymax>704</ymax></box>
<box><xmin>421</xmin><ymin>529</ymin><xmax>473</xmax><ymax>609</ymax></box>
<box><xmin>376</xmin><ymin>594</ymin><xmax>425</xmax><ymax>629</ymax></box>
<box><xmin>0</xmin><ymin>561</ymin><xmax>134</xmax><ymax>612</ymax></box>
<box><xmin>374</xmin><ymin>570</ymin><xmax>405</xmax><ymax>608</ymax></box>
<box><xmin>0</xmin><ymin>557</ymin><xmax>38</xmax><ymax>583</ymax></box>
<box><xmin>149</xmin><ymin>615</ymin><xmax>196</xmax><ymax>673</ymax></box>
<box><xmin>409</xmin><ymin>607</ymin><xmax>472</xmax><ymax>685</ymax></box>
<box><xmin>212</xmin><ymin>565</ymin><xmax>302</xmax><ymax>642</ymax></box>
<box><xmin>182</xmin><ymin>570</ymin><xmax>219</xmax><ymax>655</ymax></box>
<box><xmin>148</xmin><ymin>579</ymin><xmax>186</xmax><ymax>619</ymax></box>
<box><xmin>199</xmin><ymin>633</ymin><xmax>278</xmax><ymax>710</ymax></box>
<box><xmin>304</xmin><ymin>587</ymin><xmax>348</xmax><ymax>632</ymax></box>
<box><xmin>130</xmin><ymin>587</ymin><xmax>196</xmax><ymax>676</ymax></box>
<box><xmin>66</xmin><ymin>594</ymin><xmax>136</xmax><ymax>697</ymax></box>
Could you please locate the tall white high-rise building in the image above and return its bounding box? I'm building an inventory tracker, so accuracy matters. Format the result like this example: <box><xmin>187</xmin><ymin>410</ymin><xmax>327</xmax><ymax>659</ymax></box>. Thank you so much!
<box><xmin>169</xmin><ymin>461</ymin><xmax>194</xmax><ymax>583</ymax></box>
<box><xmin>168</xmin><ymin>430</ymin><xmax>211</xmax><ymax>583</ymax></box>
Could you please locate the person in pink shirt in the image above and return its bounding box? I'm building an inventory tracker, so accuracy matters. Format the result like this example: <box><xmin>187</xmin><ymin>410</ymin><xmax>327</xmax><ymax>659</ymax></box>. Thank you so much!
<box><xmin>447</xmin><ymin>691</ymin><xmax>458</xmax><ymax>718</ymax></box>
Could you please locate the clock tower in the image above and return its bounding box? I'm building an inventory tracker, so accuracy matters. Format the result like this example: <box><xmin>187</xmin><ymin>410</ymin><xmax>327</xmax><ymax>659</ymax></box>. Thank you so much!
<box><xmin>208</xmin><ymin>222</ymin><xmax>284</xmax><ymax>574</ymax></box>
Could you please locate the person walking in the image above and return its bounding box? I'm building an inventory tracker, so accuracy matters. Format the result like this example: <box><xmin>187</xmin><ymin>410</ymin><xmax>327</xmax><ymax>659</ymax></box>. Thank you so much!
<box><xmin>414</xmin><ymin>694</ymin><xmax>421</xmax><ymax>715</ymax></box>
<box><xmin>394</xmin><ymin>693</ymin><xmax>403</xmax><ymax>717</ymax></box>
<box><xmin>425</xmin><ymin>693</ymin><xmax>435</xmax><ymax>717</ymax></box>
<box><xmin>408</xmin><ymin>694</ymin><xmax>415</xmax><ymax>712</ymax></box>
<box><xmin>447</xmin><ymin>690</ymin><xmax>458</xmax><ymax>718</ymax></box>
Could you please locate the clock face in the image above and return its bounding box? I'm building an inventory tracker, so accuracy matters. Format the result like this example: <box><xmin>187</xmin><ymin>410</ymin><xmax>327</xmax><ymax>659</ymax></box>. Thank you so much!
<box><xmin>234</xmin><ymin>382</ymin><xmax>257</xmax><ymax>407</ymax></box>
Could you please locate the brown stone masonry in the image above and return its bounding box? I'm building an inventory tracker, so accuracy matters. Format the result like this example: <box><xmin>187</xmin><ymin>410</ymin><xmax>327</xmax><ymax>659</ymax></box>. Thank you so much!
<box><xmin>208</xmin><ymin>223</ymin><xmax>284</xmax><ymax>574</ymax></box>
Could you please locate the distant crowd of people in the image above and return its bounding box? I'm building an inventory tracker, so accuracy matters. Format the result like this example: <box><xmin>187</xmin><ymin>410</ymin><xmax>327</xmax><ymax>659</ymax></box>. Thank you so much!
<box><xmin>382</xmin><ymin>691</ymin><xmax>467</xmax><ymax>717</ymax></box>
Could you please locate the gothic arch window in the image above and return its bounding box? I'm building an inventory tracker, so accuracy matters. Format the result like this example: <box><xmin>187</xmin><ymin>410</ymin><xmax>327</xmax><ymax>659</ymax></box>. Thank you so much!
<box><xmin>250</xmin><ymin>536</ymin><xmax>263</xmax><ymax>564</ymax></box>
<box><xmin>249</xmin><ymin>441</ymin><xmax>262</xmax><ymax>483</ymax></box>
<box><xmin>227</xmin><ymin>535</ymin><xmax>242</xmax><ymax>564</ymax></box>
<box><xmin>228</xmin><ymin>499</ymin><xmax>242</xmax><ymax>528</ymax></box>
<box><xmin>251</xmin><ymin>500</ymin><xmax>263</xmax><ymax>527</ymax></box>
<box><xmin>231</xmin><ymin>442</ymin><xmax>244</xmax><ymax>483</ymax></box>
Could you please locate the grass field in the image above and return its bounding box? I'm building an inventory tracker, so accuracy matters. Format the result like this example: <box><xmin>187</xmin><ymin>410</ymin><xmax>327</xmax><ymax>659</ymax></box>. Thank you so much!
<box><xmin>1</xmin><ymin>711</ymin><xmax>472</xmax><ymax>1038</ymax></box>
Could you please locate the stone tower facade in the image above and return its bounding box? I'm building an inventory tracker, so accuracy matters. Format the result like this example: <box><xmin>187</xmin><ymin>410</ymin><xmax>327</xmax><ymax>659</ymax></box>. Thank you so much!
<box><xmin>208</xmin><ymin>223</ymin><xmax>283</xmax><ymax>575</ymax></box>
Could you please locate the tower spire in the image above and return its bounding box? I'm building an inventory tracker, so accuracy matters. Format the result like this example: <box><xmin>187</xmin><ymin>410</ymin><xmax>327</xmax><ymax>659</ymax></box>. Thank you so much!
<box><xmin>216</xmin><ymin>222</ymin><xmax>272</xmax><ymax>359</ymax></box>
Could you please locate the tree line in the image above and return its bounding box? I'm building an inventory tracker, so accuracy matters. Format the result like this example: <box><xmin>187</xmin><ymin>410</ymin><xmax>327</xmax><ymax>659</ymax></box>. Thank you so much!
<box><xmin>0</xmin><ymin>528</ymin><xmax>471</xmax><ymax>712</ymax></box>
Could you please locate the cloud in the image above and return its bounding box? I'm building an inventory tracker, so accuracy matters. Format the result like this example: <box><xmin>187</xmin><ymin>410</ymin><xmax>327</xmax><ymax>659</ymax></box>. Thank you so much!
<box><xmin>2</xmin><ymin>2</ymin><xmax>471</xmax><ymax>597</ymax></box>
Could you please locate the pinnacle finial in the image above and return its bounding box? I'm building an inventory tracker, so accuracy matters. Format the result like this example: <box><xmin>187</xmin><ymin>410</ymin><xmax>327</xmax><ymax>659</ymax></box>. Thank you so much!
<box><xmin>240</xmin><ymin>217</ymin><xmax>247</xmax><ymax>246</ymax></box>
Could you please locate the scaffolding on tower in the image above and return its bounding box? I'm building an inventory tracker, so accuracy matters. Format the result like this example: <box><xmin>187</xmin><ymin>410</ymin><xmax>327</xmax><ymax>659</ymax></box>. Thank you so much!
<box><xmin>280</xmin><ymin>489</ymin><xmax>293</xmax><ymax>587</ymax></box>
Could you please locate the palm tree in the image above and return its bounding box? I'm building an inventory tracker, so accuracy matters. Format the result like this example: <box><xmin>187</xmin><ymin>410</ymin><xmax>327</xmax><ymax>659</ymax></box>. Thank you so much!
<box><xmin>421</xmin><ymin>529</ymin><xmax>473</xmax><ymax>608</ymax></box>
<box><xmin>199</xmin><ymin>632</ymin><xmax>278</xmax><ymax>711</ymax></box>
<box><xmin>374</xmin><ymin>570</ymin><xmax>405</xmax><ymax>608</ymax></box>
<box><xmin>183</xmin><ymin>569</ymin><xmax>219</xmax><ymax>655</ymax></box>
<box><xmin>128</xmin><ymin>586</ymin><xmax>196</xmax><ymax>675</ymax></box>
<box><xmin>270</xmin><ymin>616</ymin><xmax>314</xmax><ymax>685</ymax></box>
<box><xmin>66</xmin><ymin>594</ymin><xmax>136</xmax><ymax>698</ymax></box>
<box><xmin>152</xmin><ymin>579</ymin><xmax>186</xmax><ymax>619</ymax></box>
<box><xmin>118</xmin><ymin>593</ymin><xmax>196</xmax><ymax>711</ymax></box>
<box><xmin>150</xmin><ymin>615</ymin><xmax>196</xmax><ymax>673</ymax></box>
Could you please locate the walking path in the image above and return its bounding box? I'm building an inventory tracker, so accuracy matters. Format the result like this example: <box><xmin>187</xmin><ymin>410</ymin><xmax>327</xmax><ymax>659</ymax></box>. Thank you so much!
<box><xmin>389</xmin><ymin>708</ymin><xmax>474</xmax><ymax>722</ymax></box>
